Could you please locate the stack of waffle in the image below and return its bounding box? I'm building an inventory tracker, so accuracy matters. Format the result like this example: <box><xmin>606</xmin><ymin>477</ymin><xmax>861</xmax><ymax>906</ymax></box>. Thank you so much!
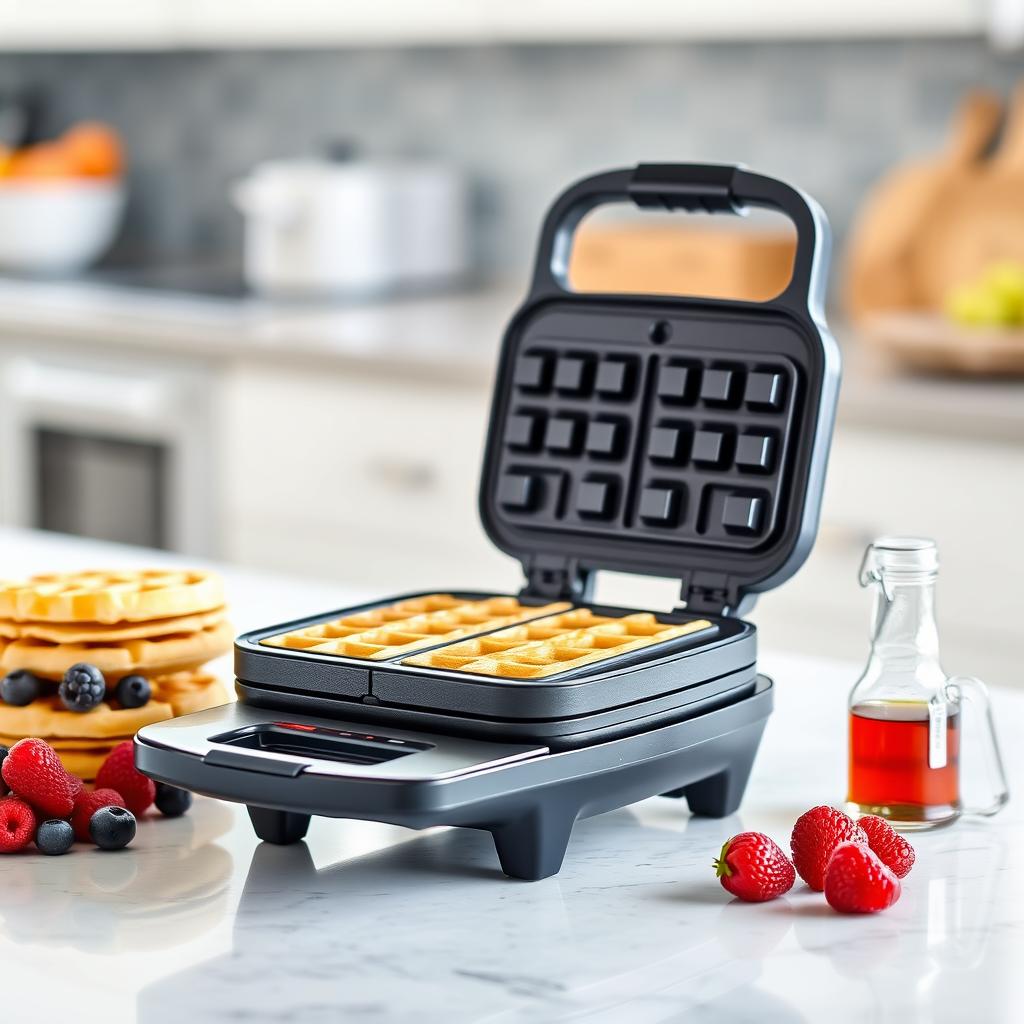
<box><xmin>0</xmin><ymin>570</ymin><xmax>232</xmax><ymax>779</ymax></box>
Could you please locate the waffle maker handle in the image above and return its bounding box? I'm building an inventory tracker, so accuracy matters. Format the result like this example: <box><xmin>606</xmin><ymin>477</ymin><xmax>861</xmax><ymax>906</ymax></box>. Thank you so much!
<box><xmin>528</xmin><ymin>163</ymin><xmax>830</xmax><ymax>322</ymax></box>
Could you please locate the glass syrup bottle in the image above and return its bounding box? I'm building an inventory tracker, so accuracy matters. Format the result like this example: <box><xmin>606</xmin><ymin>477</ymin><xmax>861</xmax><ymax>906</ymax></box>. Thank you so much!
<box><xmin>847</xmin><ymin>536</ymin><xmax>1009</xmax><ymax>830</ymax></box>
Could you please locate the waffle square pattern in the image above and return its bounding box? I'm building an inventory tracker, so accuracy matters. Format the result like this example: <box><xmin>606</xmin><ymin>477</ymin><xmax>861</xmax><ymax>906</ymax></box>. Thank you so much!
<box><xmin>260</xmin><ymin>595</ymin><xmax>571</xmax><ymax>661</ymax></box>
<box><xmin>403</xmin><ymin>608</ymin><xmax>713</xmax><ymax>679</ymax></box>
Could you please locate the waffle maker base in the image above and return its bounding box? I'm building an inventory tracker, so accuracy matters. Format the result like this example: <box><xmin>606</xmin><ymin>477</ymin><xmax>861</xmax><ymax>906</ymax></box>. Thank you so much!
<box><xmin>136</xmin><ymin>675</ymin><xmax>771</xmax><ymax>881</ymax></box>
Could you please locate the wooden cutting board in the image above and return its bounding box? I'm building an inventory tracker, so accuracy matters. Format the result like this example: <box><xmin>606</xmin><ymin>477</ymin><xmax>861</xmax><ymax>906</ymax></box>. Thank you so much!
<box><xmin>859</xmin><ymin>312</ymin><xmax>1024</xmax><ymax>376</ymax></box>
<box><xmin>910</xmin><ymin>86</ymin><xmax>1024</xmax><ymax>308</ymax></box>
<box><xmin>568</xmin><ymin>222</ymin><xmax>795</xmax><ymax>302</ymax></box>
<box><xmin>843</xmin><ymin>89</ymin><xmax>1003</xmax><ymax>322</ymax></box>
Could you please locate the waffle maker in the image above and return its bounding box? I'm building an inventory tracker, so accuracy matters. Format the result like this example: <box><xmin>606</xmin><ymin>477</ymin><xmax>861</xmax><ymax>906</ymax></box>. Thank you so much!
<box><xmin>136</xmin><ymin>163</ymin><xmax>840</xmax><ymax>880</ymax></box>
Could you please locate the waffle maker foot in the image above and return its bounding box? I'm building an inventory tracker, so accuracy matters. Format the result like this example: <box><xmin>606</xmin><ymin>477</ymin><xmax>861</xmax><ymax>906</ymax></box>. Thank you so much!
<box><xmin>247</xmin><ymin>806</ymin><xmax>312</xmax><ymax>845</ymax></box>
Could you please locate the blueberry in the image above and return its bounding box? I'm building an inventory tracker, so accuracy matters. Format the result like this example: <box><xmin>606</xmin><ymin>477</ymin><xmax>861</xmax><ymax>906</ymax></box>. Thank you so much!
<box><xmin>59</xmin><ymin>663</ymin><xmax>106</xmax><ymax>713</ymax></box>
<box><xmin>89</xmin><ymin>806</ymin><xmax>136</xmax><ymax>850</ymax></box>
<box><xmin>115</xmin><ymin>674</ymin><xmax>151</xmax><ymax>709</ymax></box>
<box><xmin>35</xmin><ymin>818</ymin><xmax>74</xmax><ymax>856</ymax></box>
<box><xmin>154</xmin><ymin>783</ymin><xmax>192</xmax><ymax>818</ymax></box>
<box><xmin>0</xmin><ymin>744</ymin><xmax>8</xmax><ymax>794</ymax></box>
<box><xmin>2</xmin><ymin>669</ymin><xmax>41</xmax><ymax>707</ymax></box>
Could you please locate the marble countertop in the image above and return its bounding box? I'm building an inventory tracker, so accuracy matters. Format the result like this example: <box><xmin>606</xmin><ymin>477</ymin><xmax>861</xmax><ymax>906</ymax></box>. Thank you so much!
<box><xmin>0</xmin><ymin>275</ymin><xmax>1022</xmax><ymax>440</ymax></box>
<box><xmin>0</xmin><ymin>528</ymin><xmax>1020</xmax><ymax>1023</ymax></box>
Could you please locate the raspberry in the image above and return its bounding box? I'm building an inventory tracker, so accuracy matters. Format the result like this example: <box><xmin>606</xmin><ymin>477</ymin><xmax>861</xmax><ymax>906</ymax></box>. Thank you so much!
<box><xmin>95</xmin><ymin>741</ymin><xmax>154</xmax><ymax>816</ymax></box>
<box><xmin>858</xmin><ymin>815</ymin><xmax>916</xmax><ymax>879</ymax></box>
<box><xmin>67</xmin><ymin>774</ymin><xmax>85</xmax><ymax>801</ymax></box>
<box><xmin>71</xmin><ymin>787</ymin><xmax>125</xmax><ymax>842</ymax></box>
<box><xmin>714</xmin><ymin>831</ymin><xmax>795</xmax><ymax>902</ymax></box>
<box><xmin>1</xmin><ymin>738</ymin><xmax>75</xmax><ymax>817</ymax></box>
<box><xmin>790</xmin><ymin>805</ymin><xmax>868</xmax><ymax>892</ymax></box>
<box><xmin>824</xmin><ymin>841</ymin><xmax>901</xmax><ymax>913</ymax></box>
<box><xmin>0</xmin><ymin>795</ymin><xmax>36</xmax><ymax>852</ymax></box>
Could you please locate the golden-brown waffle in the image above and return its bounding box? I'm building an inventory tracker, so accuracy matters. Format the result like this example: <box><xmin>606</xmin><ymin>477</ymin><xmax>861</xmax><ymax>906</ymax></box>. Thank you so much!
<box><xmin>0</xmin><ymin>669</ymin><xmax>229</xmax><ymax>779</ymax></box>
<box><xmin>403</xmin><ymin>610</ymin><xmax>713</xmax><ymax>679</ymax></box>
<box><xmin>0</xmin><ymin>606</ymin><xmax>228</xmax><ymax>643</ymax></box>
<box><xmin>0</xmin><ymin>619</ymin><xmax>233</xmax><ymax>681</ymax></box>
<box><xmin>260</xmin><ymin>594</ymin><xmax>571</xmax><ymax>661</ymax></box>
<box><xmin>0</xmin><ymin>669</ymin><xmax>228</xmax><ymax>740</ymax></box>
<box><xmin>0</xmin><ymin>569</ymin><xmax>225</xmax><ymax>624</ymax></box>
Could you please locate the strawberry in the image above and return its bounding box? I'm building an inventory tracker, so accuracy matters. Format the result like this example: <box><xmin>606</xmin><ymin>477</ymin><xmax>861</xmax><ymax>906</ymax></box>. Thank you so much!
<box><xmin>790</xmin><ymin>805</ymin><xmax>868</xmax><ymax>891</ymax></box>
<box><xmin>714</xmin><ymin>831</ymin><xmax>795</xmax><ymax>902</ymax></box>
<box><xmin>95</xmin><ymin>741</ymin><xmax>154</xmax><ymax>816</ymax></box>
<box><xmin>1</xmin><ymin>738</ymin><xmax>75</xmax><ymax>817</ymax></box>
<box><xmin>0</xmin><ymin>795</ymin><xmax>36</xmax><ymax>853</ymax></box>
<box><xmin>858</xmin><ymin>815</ymin><xmax>915</xmax><ymax>879</ymax></box>
<box><xmin>824</xmin><ymin>841</ymin><xmax>901</xmax><ymax>913</ymax></box>
<box><xmin>71</xmin><ymin>787</ymin><xmax>126</xmax><ymax>843</ymax></box>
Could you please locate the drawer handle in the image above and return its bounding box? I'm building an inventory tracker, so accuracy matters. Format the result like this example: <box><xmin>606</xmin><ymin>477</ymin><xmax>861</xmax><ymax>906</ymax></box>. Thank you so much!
<box><xmin>363</xmin><ymin>458</ymin><xmax>437</xmax><ymax>493</ymax></box>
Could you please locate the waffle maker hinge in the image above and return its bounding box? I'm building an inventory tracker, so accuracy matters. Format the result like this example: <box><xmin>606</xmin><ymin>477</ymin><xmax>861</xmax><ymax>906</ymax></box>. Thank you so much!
<box><xmin>679</xmin><ymin>571</ymin><xmax>756</xmax><ymax>618</ymax></box>
<box><xmin>519</xmin><ymin>554</ymin><xmax>593</xmax><ymax>602</ymax></box>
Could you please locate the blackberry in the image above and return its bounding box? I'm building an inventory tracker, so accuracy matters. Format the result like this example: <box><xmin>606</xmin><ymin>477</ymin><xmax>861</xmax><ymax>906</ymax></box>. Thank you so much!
<box><xmin>89</xmin><ymin>806</ymin><xmax>136</xmax><ymax>850</ymax></box>
<box><xmin>155</xmin><ymin>783</ymin><xmax>192</xmax><ymax>818</ymax></box>
<box><xmin>1</xmin><ymin>669</ymin><xmax>41</xmax><ymax>707</ymax></box>
<box><xmin>35</xmin><ymin>818</ymin><xmax>75</xmax><ymax>856</ymax></box>
<box><xmin>59</xmin><ymin>663</ymin><xmax>106</xmax><ymax>713</ymax></box>
<box><xmin>115</xmin><ymin>674</ymin><xmax>151</xmax><ymax>709</ymax></box>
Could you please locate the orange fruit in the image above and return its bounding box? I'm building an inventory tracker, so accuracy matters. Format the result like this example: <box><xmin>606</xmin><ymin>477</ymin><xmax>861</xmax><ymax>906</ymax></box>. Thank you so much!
<box><xmin>61</xmin><ymin>122</ymin><xmax>123</xmax><ymax>178</ymax></box>
<box><xmin>5</xmin><ymin>142</ymin><xmax>76</xmax><ymax>180</ymax></box>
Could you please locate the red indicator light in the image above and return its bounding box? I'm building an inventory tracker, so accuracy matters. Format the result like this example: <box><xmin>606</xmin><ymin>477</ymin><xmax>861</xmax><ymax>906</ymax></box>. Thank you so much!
<box><xmin>274</xmin><ymin>721</ymin><xmax>317</xmax><ymax>732</ymax></box>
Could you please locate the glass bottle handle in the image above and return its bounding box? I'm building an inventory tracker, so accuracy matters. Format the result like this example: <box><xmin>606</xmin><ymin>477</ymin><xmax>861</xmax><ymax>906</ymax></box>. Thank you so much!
<box><xmin>945</xmin><ymin>675</ymin><xmax>1010</xmax><ymax>816</ymax></box>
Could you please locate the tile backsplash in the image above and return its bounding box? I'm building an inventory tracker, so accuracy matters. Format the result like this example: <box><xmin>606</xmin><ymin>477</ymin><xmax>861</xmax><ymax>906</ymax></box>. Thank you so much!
<box><xmin>3</xmin><ymin>38</ymin><xmax>1022</xmax><ymax>271</ymax></box>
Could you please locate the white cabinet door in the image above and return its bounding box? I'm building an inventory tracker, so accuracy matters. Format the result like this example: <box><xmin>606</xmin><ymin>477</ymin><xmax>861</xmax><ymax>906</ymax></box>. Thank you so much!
<box><xmin>221</xmin><ymin>362</ymin><xmax>518</xmax><ymax>592</ymax></box>
<box><xmin>749</xmin><ymin>425</ymin><xmax>1024</xmax><ymax>688</ymax></box>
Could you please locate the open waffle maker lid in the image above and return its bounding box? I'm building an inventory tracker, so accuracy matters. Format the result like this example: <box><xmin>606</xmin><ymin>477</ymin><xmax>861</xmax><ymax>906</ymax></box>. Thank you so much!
<box><xmin>479</xmin><ymin>164</ymin><xmax>841</xmax><ymax>617</ymax></box>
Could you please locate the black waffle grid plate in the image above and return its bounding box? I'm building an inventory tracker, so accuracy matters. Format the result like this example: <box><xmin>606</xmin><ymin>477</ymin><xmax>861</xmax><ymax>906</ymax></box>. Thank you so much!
<box><xmin>493</xmin><ymin>338</ymin><xmax>799</xmax><ymax>551</ymax></box>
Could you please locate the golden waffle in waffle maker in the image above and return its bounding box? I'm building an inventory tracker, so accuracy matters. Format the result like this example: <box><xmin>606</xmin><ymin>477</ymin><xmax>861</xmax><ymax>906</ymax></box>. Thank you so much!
<box><xmin>137</xmin><ymin>164</ymin><xmax>841</xmax><ymax>880</ymax></box>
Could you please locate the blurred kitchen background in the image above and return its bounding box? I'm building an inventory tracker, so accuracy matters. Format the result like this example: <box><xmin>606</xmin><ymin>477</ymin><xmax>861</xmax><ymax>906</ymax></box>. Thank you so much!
<box><xmin>0</xmin><ymin>2</ymin><xmax>1022</xmax><ymax>687</ymax></box>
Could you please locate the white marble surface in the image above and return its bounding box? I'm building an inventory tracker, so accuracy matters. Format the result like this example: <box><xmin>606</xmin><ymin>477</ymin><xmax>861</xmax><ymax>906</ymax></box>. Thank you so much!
<box><xmin>0</xmin><ymin>529</ymin><xmax>1021</xmax><ymax>1023</ymax></box>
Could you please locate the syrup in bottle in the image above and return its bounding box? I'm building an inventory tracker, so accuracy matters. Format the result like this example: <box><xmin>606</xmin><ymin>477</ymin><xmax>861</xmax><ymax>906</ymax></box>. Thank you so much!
<box><xmin>847</xmin><ymin>537</ymin><xmax>1008</xmax><ymax>830</ymax></box>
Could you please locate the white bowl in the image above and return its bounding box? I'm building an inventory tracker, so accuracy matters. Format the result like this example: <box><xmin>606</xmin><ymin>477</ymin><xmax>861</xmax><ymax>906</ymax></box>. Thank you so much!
<box><xmin>0</xmin><ymin>180</ymin><xmax>125</xmax><ymax>275</ymax></box>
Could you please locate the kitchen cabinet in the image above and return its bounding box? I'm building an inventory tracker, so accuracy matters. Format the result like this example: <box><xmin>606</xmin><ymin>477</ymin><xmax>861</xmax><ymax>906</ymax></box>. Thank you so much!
<box><xmin>0</xmin><ymin>0</ymin><xmax>987</xmax><ymax>51</ymax></box>
<box><xmin>748</xmin><ymin>423</ymin><xmax>1024</xmax><ymax>688</ymax></box>
<box><xmin>220</xmin><ymin>361</ymin><xmax>521</xmax><ymax>594</ymax></box>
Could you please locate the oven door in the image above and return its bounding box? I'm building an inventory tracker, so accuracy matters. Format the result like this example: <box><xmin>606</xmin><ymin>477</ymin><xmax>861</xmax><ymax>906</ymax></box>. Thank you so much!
<box><xmin>0</xmin><ymin>347</ymin><xmax>218</xmax><ymax>555</ymax></box>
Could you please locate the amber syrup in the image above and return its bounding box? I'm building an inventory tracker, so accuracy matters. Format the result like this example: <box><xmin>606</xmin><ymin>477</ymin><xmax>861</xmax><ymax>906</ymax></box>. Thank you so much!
<box><xmin>848</xmin><ymin>700</ymin><xmax>961</xmax><ymax>829</ymax></box>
